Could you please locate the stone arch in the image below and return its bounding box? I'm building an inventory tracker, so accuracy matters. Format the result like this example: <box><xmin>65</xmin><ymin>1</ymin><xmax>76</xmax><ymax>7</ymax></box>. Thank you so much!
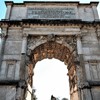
<box><xmin>31</xmin><ymin>41</ymin><xmax>74</xmax><ymax>65</ymax></box>
<box><xmin>27</xmin><ymin>41</ymin><xmax>78</xmax><ymax>100</ymax></box>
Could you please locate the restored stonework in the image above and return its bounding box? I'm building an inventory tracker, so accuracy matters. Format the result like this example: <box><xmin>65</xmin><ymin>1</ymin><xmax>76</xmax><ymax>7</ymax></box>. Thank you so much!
<box><xmin>0</xmin><ymin>1</ymin><xmax>100</xmax><ymax>100</ymax></box>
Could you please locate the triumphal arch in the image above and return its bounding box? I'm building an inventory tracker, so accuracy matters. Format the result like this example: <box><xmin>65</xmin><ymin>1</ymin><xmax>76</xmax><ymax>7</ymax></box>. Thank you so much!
<box><xmin>0</xmin><ymin>1</ymin><xmax>100</xmax><ymax>100</ymax></box>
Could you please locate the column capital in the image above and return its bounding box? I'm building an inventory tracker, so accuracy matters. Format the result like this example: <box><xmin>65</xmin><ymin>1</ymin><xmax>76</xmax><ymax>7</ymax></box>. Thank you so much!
<box><xmin>22</xmin><ymin>33</ymin><xmax>28</xmax><ymax>38</ymax></box>
<box><xmin>0</xmin><ymin>33</ymin><xmax>7</xmax><ymax>38</ymax></box>
<box><xmin>18</xmin><ymin>81</ymin><xmax>26</xmax><ymax>88</ymax></box>
<box><xmin>78</xmin><ymin>81</ymin><xmax>90</xmax><ymax>89</ymax></box>
<box><xmin>76</xmin><ymin>34</ymin><xmax>83</xmax><ymax>42</ymax></box>
<box><xmin>76</xmin><ymin>34</ymin><xmax>82</xmax><ymax>38</ymax></box>
<box><xmin>96</xmin><ymin>29</ymin><xmax>100</xmax><ymax>39</ymax></box>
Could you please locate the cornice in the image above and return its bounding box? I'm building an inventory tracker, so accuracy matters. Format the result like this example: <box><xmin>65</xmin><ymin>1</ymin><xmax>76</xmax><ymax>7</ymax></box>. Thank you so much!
<box><xmin>5</xmin><ymin>1</ymin><xmax>99</xmax><ymax>7</ymax></box>
<box><xmin>0</xmin><ymin>19</ymin><xmax>100</xmax><ymax>28</ymax></box>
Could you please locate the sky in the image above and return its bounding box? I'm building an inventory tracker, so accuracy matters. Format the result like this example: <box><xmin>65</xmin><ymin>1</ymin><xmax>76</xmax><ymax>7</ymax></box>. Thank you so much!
<box><xmin>34</xmin><ymin>59</ymin><xmax>69</xmax><ymax>100</ymax></box>
<box><xmin>0</xmin><ymin>0</ymin><xmax>100</xmax><ymax>100</ymax></box>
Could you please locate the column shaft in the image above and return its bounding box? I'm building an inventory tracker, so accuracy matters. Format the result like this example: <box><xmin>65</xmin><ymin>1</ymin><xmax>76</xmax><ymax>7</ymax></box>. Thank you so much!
<box><xmin>77</xmin><ymin>35</ymin><xmax>83</xmax><ymax>54</ymax></box>
<box><xmin>0</xmin><ymin>34</ymin><xmax>6</xmax><ymax>67</ymax></box>
<box><xmin>21</xmin><ymin>36</ymin><xmax>27</xmax><ymax>54</ymax></box>
<box><xmin>20</xmin><ymin>35</ymin><xmax>28</xmax><ymax>80</ymax></box>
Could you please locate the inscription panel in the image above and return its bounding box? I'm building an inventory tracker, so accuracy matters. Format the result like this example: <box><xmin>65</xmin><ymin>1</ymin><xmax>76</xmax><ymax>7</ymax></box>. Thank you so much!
<box><xmin>27</xmin><ymin>7</ymin><xmax>76</xmax><ymax>19</ymax></box>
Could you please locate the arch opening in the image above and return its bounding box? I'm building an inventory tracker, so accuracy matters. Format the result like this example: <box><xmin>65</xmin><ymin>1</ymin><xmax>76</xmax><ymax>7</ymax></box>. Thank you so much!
<box><xmin>33</xmin><ymin>58</ymin><xmax>70</xmax><ymax>100</ymax></box>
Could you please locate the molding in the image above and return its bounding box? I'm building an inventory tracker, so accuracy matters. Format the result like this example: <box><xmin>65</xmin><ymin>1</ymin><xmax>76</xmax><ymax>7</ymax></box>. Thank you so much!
<box><xmin>0</xmin><ymin>80</ymin><xmax>19</xmax><ymax>85</ymax></box>
<box><xmin>5</xmin><ymin>1</ymin><xmax>13</xmax><ymax>6</ymax></box>
<box><xmin>5</xmin><ymin>1</ymin><xmax>99</xmax><ymax>7</ymax></box>
<box><xmin>22</xmin><ymin>33</ymin><xmax>28</xmax><ymax>38</ymax></box>
<box><xmin>88</xmin><ymin>81</ymin><xmax>100</xmax><ymax>86</ymax></box>
<box><xmin>78</xmin><ymin>81</ymin><xmax>91</xmax><ymax>89</ymax></box>
<box><xmin>0</xmin><ymin>19</ymin><xmax>100</xmax><ymax>27</ymax></box>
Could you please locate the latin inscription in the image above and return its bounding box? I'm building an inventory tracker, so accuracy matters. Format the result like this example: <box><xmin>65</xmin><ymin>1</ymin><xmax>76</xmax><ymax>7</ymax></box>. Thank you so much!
<box><xmin>27</xmin><ymin>8</ymin><xmax>76</xmax><ymax>19</ymax></box>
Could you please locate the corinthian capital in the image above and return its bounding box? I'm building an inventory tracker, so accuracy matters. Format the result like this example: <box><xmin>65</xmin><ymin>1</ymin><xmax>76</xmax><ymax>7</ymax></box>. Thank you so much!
<box><xmin>96</xmin><ymin>31</ymin><xmax>100</xmax><ymax>39</ymax></box>
<box><xmin>76</xmin><ymin>34</ymin><xmax>82</xmax><ymax>39</ymax></box>
<box><xmin>22</xmin><ymin>33</ymin><xmax>28</xmax><ymax>38</ymax></box>
<box><xmin>78</xmin><ymin>81</ymin><xmax>90</xmax><ymax>89</ymax></box>
<box><xmin>0</xmin><ymin>33</ymin><xmax>7</xmax><ymax>38</ymax></box>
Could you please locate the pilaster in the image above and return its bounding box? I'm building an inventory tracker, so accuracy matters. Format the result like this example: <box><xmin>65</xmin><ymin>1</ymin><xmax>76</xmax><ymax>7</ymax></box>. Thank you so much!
<box><xmin>76</xmin><ymin>34</ymin><xmax>92</xmax><ymax>100</ymax></box>
<box><xmin>0</xmin><ymin>28</ymin><xmax>7</xmax><ymax>68</ymax></box>
<box><xmin>76</xmin><ymin>34</ymin><xmax>83</xmax><ymax>55</ymax></box>
<box><xmin>20</xmin><ymin>33</ymin><xmax>28</xmax><ymax>80</ymax></box>
<box><xmin>21</xmin><ymin>33</ymin><xmax>28</xmax><ymax>54</ymax></box>
<box><xmin>5</xmin><ymin>2</ymin><xmax>13</xmax><ymax>20</ymax></box>
<box><xmin>92</xmin><ymin>5</ymin><xmax>99</xmax><ymax>21</ymax></box>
